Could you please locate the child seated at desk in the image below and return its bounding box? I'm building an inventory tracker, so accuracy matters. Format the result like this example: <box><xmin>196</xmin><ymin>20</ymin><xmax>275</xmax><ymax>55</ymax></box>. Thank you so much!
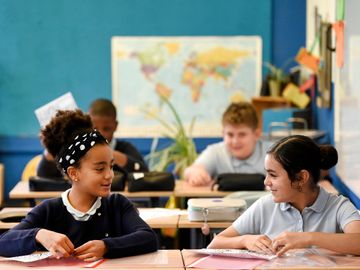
<box><xmin>0</xmin><ymin>110</ymin><xmax>158</xmax><ymax>260</ymax></box>
<box><xmin>37</xmin><ymin>98</ymin><xmax>148</xmax><ymax>178</ymax></box>
<box><xmin>184</xmin><ymin>101</ymin><xmax>271</xmax><ymax>186</ymax></box>
<box><xmin>208</xmin><ymin>135</ymin><xmax>360</xmax><ymax>256</ymax></box>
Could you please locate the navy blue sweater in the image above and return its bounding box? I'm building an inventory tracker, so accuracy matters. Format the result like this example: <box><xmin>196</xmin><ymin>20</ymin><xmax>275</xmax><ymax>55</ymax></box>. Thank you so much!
<box><xmin>0</xmin><ymin>194</ymin><xmax>158</xmax><ymax>257</ymax></box>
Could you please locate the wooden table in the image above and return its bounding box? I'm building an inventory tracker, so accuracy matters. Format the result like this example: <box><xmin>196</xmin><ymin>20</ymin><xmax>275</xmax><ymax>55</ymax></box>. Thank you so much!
<box><xmin>0</xmin><ymin>250</ymin><xmax>184</xmax><ymax>270</ymax></box>
<box><xmin>9</xmin><ymin>181</ymin><xmax>173</xmax><ymax>207</ymax></box>
<box><xmin>0</xmin><ymin>207</ymin><xmax>183</xmax><ymax>231</ymax></box>
<box><xmin>174</xmin><ymin>181</ymin><xmax>230</xmax><ymax>198</ymax></box>
<box><xmin>9</xmin><ymin>180</ymin><xmax>338</xmax><ymax>208</ymax></box>
<box><xmin>182</xmin><ymin>248</ymin><xmax>360</xmax><ymax>269</ymax></box>
<box><xmin>178</xmin><ymin>213</ymin><xmax>233</xmax><ymax>249</ymax></box>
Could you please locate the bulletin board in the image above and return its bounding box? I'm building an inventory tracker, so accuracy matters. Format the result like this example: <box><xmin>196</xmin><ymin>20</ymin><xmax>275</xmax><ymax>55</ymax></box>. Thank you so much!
<box><xmin>111</xmin><ymin>36</ymin><xmax>262</xmax><ymax>137</ymax></box>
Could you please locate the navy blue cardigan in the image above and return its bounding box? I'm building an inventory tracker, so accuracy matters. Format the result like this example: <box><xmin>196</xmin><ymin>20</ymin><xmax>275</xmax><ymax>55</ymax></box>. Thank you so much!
<box><xmin>0</xmin><ymin>194</ymin><xmax>158</xmax><ymax>257</ymax></box>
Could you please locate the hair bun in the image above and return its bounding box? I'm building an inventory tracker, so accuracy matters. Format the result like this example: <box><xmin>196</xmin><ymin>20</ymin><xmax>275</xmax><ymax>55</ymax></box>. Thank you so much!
<box><xmin>319</xmin><ymin>145</ymin><xmax>338</xmax><ymax>170</ymax></box>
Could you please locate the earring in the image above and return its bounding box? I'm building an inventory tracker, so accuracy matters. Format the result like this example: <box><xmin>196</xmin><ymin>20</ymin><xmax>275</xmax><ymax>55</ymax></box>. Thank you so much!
<box><xmin>74</xmin><ymin>178</ymin><xmax>78</xmax><ymax>182</ymax></box>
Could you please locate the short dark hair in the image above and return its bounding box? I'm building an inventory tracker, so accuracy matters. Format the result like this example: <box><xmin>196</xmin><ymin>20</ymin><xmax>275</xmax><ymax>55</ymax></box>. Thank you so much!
<box><xmin>267</xmin><ymin>135</ymin><xmax>338</xmax><ymax>186</ymax></box>
<box><xmin>88</xmin><ymin>98</ymin><xmax>117</xmax><ymax>119</ymax></box>
<box><xmin>222</xmin><ymin>102</ymin><xmax>258</xmax><ymax>130</ymax></box>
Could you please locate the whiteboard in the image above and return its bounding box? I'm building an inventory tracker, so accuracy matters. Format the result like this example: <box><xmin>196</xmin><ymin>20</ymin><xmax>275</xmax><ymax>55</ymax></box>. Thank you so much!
<box><xmin>336</xmin><ymin>0</ymin><xmax>360</xmax><ymax>196</ymax></box>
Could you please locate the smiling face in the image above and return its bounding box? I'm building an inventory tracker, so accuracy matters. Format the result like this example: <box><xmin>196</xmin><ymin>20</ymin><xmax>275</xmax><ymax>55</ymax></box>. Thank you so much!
<box><xmin>72</xmin><ymin>143</ymin><xmax>114</xmax><ymax>198</ymax></box>
<box><xmin>264</xmin><ymin>153</ymin><xmax>299</xmax><ymax>203</ymax></box>
<box><xmin>223</xmin><ymin>124</ymin><xmax>260</xmax><ymax>160</ymax></box>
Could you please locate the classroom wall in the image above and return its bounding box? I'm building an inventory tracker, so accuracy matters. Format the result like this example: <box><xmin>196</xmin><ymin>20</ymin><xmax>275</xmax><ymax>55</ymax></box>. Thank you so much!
<box><xmin>0</xmin><ymin>0</ymin><xmax>306</xmax><ymax>202</ymax></box>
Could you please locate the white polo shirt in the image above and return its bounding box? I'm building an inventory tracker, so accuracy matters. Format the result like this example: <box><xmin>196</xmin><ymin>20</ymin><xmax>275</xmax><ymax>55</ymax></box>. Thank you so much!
<box><xmin>233</xmin><ymin>187</ymin><xmax>360</xmax><ymax>239</ymax></box>
<box><xmin>195</xmin><ymin>140</ymin><xmax>271</xmax><ymax>178</ymax></box>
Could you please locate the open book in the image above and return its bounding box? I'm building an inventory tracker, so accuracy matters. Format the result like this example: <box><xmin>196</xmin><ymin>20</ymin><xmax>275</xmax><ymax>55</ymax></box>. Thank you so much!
<box><xmin>191</xmin><ymin>249</ymin><xmax>277</xmax><ymax>260</ymax></box>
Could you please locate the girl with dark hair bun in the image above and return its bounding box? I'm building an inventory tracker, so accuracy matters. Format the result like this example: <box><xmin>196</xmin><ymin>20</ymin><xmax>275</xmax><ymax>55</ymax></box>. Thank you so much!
<box><xmin>209</xmin><ymin>135</ymin><xmax>360</xmax><ymax>256</ymax></box>
<box><xmin>0</xmin><ymin>110</ymin><xmax>158</xmax><ymax>260</ymax></box>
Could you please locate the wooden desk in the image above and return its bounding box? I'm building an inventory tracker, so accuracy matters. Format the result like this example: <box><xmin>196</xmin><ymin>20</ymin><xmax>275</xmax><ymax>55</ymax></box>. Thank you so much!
<box><xmin>174</xmin><ymin>181</ymin><xmax>230</xmax><ymax>197</ymax></box>
<box><xmin>0</xmin><ymin>250</ymin><xmax>184</xmax><ymax>270</ymax></box>
<box><xmin>178</xmin><ymin>213</ymin><xmax>233</xmax><ymax>249</ymax></box>
<box><xmin>0</xmin><ymin>207</ymin><xmax>31</xmax><ymax>230</ymax></box>
<box><xmin>9</xmin><ymin>181</ymin><xmax>173</xmax><ymax>206</ymax></box>
<box><xmin>182</xmin><ymin>248</ymin><xmax>360</xmax><ymax>269</ymax></box>
<box><xmin>0</xmin><ymin>207</ymin><xmax>182</xmax><ymax>230</ymax></box>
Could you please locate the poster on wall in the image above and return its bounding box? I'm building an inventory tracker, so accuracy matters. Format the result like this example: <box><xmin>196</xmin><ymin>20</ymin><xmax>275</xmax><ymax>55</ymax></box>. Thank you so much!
<box><xmin>111</xmin><ymin>36</ymin><xmax>262</xmax><ymax>137</ymax></box>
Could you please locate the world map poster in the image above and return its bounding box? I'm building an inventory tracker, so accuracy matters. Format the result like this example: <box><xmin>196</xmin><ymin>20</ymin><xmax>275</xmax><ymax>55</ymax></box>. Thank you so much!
<box><xmin>111</xmin><ymin>36</ymin><xmax>262</xmax><ymax>137</ymax></box>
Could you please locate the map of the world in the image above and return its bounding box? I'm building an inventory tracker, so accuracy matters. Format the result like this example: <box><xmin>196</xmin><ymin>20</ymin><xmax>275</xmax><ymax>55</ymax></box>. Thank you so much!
<box><xmin>111</xmin><ymin>36</ymin><xmax>262</xmax><ymax>137</ymax></box>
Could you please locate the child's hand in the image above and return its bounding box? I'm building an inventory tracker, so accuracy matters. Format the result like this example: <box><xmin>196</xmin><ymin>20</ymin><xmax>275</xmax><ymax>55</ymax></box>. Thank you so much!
<box><xmin>244</xmin><ymin>234</ymin><xmax>275</xmax><ymax>254</ymax></box>
<box><xmin>184</xmin><ymin>166</ymin><xmax>211</xmax><ymax>186</ymax></box>
<box><xmin>272</xmin><ymin>231</ymin><xmax>310</xmax><ymax>256</ymax></box>
<box><xmin>74</xmin><ymin>240</ymin><xmax>107</xmax><ymax>262</ymax></box>
<box><xmin>35</xmin><ymin>229</ymin><xmax>74</xmax><ymax>258</ymax></box>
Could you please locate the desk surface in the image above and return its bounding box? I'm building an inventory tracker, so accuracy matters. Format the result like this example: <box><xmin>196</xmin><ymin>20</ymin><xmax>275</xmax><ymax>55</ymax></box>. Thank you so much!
<box><xmin>182</xmin><ymin>249</ymin><xmax>360</xmax><ymax>269</ymax></box>
<box><xmin>0</xmin><ymin>250</ymin><xmax>183</xmax><ymax>270</ymax></box>
<box><xmin>9</xmin><ymin>180</ymin><xmax>338</xmax><ymax>201</ymax></box>
<box><xmin>9</xmin><ymin>181</ymin><xmax>174</xmax><ymax>199</ymax></box>
<box><xmin>0</xmin><ymin>207</ymin><xmax>182</xmax><ymax>230</ymax></box>
<box><xmin>9</xmin><ymin>180</ymin><xmax>230</xmax><ymax>200</ymax></box>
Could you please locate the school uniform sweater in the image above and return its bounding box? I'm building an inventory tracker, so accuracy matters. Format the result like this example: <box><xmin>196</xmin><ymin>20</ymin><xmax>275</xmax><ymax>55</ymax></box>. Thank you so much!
<box><xmin>0</xmin><ymin>194</ymin><xmax>158</xmax><ymax>257</ymax></box>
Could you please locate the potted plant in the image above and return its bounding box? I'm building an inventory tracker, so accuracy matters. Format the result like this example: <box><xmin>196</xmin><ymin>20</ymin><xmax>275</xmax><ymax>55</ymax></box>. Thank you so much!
<box><xmin>142</xmin><ymin>95</ymin><xmax>198</xmax><ymax>179</ymax></box>
<box><xmin>264</xmin><ymin>62</ymin><xmax>290</xmax><ymax>97</ymax></box>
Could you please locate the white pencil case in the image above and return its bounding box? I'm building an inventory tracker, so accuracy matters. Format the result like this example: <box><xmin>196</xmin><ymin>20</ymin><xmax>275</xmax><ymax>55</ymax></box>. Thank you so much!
<box><xmin>187</xmin><ymin>198</ymin><xmax>246</xmax><ymax>222</ymax></box>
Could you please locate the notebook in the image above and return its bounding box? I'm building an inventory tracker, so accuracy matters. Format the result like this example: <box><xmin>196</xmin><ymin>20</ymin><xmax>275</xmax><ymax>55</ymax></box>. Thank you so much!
<box><xmin>191</xmin><ymin>249</ymin><xmax>277</xmax><ymax>260</ymax></box>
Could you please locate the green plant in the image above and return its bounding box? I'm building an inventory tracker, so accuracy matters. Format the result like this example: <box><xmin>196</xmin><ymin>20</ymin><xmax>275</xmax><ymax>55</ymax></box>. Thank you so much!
<box><xmin>142</xmin><ymin>95</ymin><xmax>198</xmax><ymax>178</ymax></box>
<box><xmin>264</xmin><ymin>62</ymin><xmax>291</xmax><ymax>97</ymax></box>
<box><xmin>264</xmin><ymin>62</ymin><xmax>290</xmax><ymax>83</ymax></box>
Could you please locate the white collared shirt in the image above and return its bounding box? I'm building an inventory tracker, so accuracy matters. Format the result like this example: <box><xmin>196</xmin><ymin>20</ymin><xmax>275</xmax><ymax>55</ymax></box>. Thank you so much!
<box><xmin>61</xmin><ymin>189</ymin><xmax>102</xmax><ymax>221</ymax></box>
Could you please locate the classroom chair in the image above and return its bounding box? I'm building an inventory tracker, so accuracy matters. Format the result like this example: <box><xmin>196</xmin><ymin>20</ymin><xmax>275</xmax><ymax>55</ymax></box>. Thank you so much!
<box><xmin>21</xmin><ymin>154</ymin><xmax>42</xmax><ymax>182</ymax></box>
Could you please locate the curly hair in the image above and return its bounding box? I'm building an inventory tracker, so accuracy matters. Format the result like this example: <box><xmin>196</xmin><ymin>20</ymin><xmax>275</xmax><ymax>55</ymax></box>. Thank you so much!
<box><xmin>222</xmin><ymin>102</ymin><xmax>258</xmax><ymax>130</ymax></box>
<box><xmin>41</xmin><ymin>110</ymin><xmax>93</xmax><ymax>159</ymax></box>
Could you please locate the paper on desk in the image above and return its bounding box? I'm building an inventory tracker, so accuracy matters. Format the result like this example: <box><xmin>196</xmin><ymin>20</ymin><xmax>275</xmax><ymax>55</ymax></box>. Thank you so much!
<box><xmin>0</xmin><ymin>252</ymin><xmax>52</xmax><ymax>262</ymax></box>
<box><xmin>139</xmin><ymin>208</ymin><xmax>186</xmax><ymax>221</ymax></box>
<box><xmin>187</xmin><ymin>255</ymin><xmax>266</xmax><ymax>270</ymax></box>
<box><xmin>0</xmin><ymin>252</ymin><xmax>105</xmax><ymax>268</ymax></box>
<box><xmin>34</xmin><ymin>92</ymin><xmax>78</xmax><ymax>128</ymax></box>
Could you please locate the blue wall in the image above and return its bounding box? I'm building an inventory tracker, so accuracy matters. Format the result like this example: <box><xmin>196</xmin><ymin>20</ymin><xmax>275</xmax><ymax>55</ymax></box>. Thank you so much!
<box><xmin>0</xmin><ymin>0</ymin><xmax>273</xmax><ymax>136</ymax></box>
<box><xmin>0</xmin><ymin>0</ymin><xmax>306</xmax><ymax>202</ymax></box>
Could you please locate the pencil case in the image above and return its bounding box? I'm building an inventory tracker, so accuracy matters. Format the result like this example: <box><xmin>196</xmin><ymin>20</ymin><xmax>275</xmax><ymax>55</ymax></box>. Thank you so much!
<box><xmin>187</xmin><ymin>198</ymin><xmax>246</xmax><ymax>222</ymax></box>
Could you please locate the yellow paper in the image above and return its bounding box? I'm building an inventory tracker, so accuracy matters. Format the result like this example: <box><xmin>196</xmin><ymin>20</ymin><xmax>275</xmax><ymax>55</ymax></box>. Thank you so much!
<box><xmin>282</xmin><ymin>83</ymin><xmax>310</xmax><ymax>109</ymax></box>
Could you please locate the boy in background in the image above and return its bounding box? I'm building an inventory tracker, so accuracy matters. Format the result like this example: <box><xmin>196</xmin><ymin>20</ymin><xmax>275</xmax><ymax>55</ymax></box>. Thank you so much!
<box><xmin>37</xmin><ymin>98</ymin><xmax>148</xmax><ymax>178</ymax></box>
<box><xmin>184</xmin><ymin>101</ymin><xmax>270</xmax><ymax>186</ymax></box>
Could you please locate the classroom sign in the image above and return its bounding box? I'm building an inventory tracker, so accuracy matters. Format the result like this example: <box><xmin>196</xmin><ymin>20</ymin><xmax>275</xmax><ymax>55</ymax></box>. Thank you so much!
<box><xmin>111</xmin><ymin>36</ymin><xmax>262</xmax><ymax>137</ymax></box>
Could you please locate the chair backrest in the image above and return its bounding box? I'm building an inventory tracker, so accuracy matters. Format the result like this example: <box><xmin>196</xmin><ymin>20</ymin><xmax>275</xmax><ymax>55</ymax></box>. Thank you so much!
<box><xmin>0</xmin><ymin>163</ymin><xmax>4</xmax><ymax>207</ymax></box>
<box><xmin>21</xmin><ymin>155</ymin><xmax>42</xmax><ymax>182</ymax></box>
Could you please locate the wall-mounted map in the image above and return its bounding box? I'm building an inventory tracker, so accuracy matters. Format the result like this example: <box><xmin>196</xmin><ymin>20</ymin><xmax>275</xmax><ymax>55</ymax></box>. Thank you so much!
<box><xmin>111</xmin><ymin>36</ymin><xmax>262</xmax><ymax>137</ymax></box>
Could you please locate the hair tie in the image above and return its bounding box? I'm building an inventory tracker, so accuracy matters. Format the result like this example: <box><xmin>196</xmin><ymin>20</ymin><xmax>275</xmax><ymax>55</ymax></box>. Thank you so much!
<box><xmin>57</xmin><ymin>130</ymin><xmax>107</xmax><ymax>174</ymax></box>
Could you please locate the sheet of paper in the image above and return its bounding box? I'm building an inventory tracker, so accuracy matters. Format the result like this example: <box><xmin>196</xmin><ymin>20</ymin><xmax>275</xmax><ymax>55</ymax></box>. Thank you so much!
<box><xmin>34</xmin><ymin>92</ymin><xmax>78</xmax><ymax>128</ymax></box>
<box><xmin>139</xmin><ymin>208</ymin><xmax>186</xmax><ymax>221</ymax></box>
<box><xmin>188</xmin><ymin>255</ymin><xmax>266</xmax><ymax>270</ymax></box>
<box><xmin>282</xmin><ymin>83</ymin><xmax>310</xmax><ymax>109</ymax></box>
<box><xmin>333</xmin><ymin>21</ymin><xmax>344</xmax><ymax>68</ymax></box>
<box><xmin>0</xmin><ymin>252</ymin><xmax>52</xmax><ymax>262</ymax></box>
<box><xmin>295</xmin><ymin>47</ymin><xmax>320</xmax><ymax>73</ymax></box>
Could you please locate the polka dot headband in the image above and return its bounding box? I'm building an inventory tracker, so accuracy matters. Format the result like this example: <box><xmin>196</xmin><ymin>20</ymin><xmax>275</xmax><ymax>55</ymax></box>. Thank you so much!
<box><xmin>57</xmin><ymin>130</ymin><xmax>107</xmax><ymax>174</ymax></box>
